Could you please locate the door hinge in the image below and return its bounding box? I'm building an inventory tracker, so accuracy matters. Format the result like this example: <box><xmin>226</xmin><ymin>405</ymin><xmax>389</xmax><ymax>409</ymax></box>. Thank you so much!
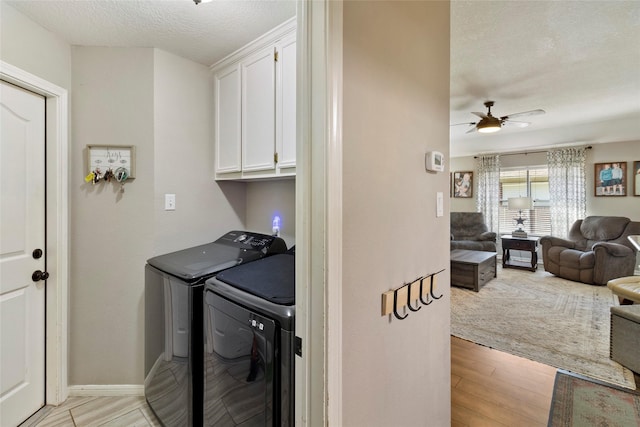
<box><xmin>295</xmin><ymin>336</ymin><xmax>302</xmax><ymax>357</ymax></box>
<box><xmin>274</xmin><ymin>49</ymin><xmax>279</xmax><ymax>62</ymax></box>
<box><xmin>274</xmin><ymin>152</ymin><xmax>279</xmax><ymax>164</ymax></box>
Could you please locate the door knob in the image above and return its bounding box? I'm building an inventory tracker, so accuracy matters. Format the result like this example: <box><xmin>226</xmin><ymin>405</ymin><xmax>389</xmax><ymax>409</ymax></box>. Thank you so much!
<box><xmin>32</xmin><ymin>270</ymin><xmax>49</xmax><ymax>282</ymax></box>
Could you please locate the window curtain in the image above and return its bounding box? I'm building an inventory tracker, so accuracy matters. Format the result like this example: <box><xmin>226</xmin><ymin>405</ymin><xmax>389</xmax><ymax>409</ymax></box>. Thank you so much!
<box><xmin>475</xmin><ymin>155</ymin><xmax>501</xmax><ymax>233</ymax></box>
<box><xmin>547</xmin><ymin>147</ymin><xmax>587</xmax><ymax>238</ymax></box>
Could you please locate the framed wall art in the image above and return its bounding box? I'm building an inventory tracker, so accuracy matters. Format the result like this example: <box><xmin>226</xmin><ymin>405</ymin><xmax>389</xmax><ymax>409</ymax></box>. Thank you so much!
<box><xmin>634</xmin><ymin>160</ymin><xmax>640</xmax><ymax>197</ymax></box>
<box><xmin>594</xmin><ymin>162</ymin><xmax>626</xmax><ymax>197</ymax></box>
<box><xmin>86</xmin><ymin>145</ymin><xmax>136</xmax><ymax>179</ymax></box>
<box><xmin>453</xmin><ymin>171</ymin><xmax>473</xmax><ymax>198</ymax></box>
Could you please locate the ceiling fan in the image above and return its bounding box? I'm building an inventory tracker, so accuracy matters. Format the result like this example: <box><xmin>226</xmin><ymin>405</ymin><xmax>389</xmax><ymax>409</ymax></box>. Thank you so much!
<box><xmin>452</xmin><ymin>101</ymin><xmax>545</xmax><ymax>134</ymax></box>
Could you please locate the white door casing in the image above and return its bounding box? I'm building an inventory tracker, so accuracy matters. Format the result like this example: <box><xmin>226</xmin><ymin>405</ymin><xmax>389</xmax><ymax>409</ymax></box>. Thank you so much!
<box><xmin>0</xmin><ymin>60</ymin><xmax>70</xmax><ymax>412</ymax></box>
<box><xmin>295</xmin><ymin>1</ymin><xmax>343</xmax><ymax>425</ymax></box>
<box><xmin>0</xmin><ymin>80</ymin><xmax>46</xmax><ymax>426</ymax></box>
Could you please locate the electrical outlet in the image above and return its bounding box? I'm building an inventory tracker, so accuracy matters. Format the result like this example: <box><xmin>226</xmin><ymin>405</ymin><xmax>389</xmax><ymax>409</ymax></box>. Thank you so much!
<box><xmin>165</xmin><ymin>194</ymin><xmax>176</xmax><ymax>211</ymax></box>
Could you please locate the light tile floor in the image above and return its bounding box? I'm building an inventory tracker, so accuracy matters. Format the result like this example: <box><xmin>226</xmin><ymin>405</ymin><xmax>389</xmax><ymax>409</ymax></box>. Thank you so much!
<box><xmin>22</xmin><ymin>396</ymin><xmax>161</xmax><ymax>427</ymax></box>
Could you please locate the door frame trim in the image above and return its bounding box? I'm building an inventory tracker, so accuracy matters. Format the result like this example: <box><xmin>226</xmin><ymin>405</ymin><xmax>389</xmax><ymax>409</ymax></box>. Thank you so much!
<box><xmin>295</xmin><ymin>1</ymin><xmax>343</xmax><ymax>424</ymax></box>
<box><xmin>1</xmin><ymin>60</ymin><xmax>69</xmax><ymax>405</ymax></box>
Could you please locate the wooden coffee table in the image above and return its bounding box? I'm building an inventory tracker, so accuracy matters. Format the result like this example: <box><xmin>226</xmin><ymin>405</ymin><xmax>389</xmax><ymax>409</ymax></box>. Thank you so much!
<box><xmin>450</xmin><ymin>249</ymin><xmax>497</xmax><ymax>292</ymax></box>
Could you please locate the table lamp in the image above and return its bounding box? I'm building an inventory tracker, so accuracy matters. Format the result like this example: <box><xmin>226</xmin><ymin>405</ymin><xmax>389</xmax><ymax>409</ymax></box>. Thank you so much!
<box><xmin>508</xmin><ymin>197</ymin><xmax>532</xmax><ymax>237</ymax></box>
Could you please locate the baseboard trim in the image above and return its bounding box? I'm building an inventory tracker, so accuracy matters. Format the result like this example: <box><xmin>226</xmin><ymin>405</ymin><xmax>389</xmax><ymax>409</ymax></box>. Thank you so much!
<box><xmin>67</xmin><ymin>384</ymin><xmax>144</xmax><ymax>397</ymax></box>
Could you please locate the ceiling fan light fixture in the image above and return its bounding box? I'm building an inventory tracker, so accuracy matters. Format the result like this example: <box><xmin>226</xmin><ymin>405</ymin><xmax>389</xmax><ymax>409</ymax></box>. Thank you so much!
<box><xmin>476</xmin><ymin>120</ymin><xmax>502</xmax><ymax>133</ymax></box>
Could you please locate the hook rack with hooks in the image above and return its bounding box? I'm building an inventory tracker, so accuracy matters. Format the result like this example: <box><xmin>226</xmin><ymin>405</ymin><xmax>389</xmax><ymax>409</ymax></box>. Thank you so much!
<box><xmin>381</xmin><ymin>269</ymin><xmax>445</xmax><ymax>320</ymax></box>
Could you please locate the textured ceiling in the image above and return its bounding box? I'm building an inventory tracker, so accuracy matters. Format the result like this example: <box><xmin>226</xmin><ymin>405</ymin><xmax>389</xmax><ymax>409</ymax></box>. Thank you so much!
<box><xmin>450</xmin><ymin>1</ymin><xmax>640</xmax><ymax>157</ymax></box>
<box><xmin>6</xmin><ymin>1</ymin><xmax>640</xmax><ymax>158</ymax></box>
<box><xmin>6</xmin><ymin>0</ymin><xmax>296</xmax><ymax>66</ymax></box>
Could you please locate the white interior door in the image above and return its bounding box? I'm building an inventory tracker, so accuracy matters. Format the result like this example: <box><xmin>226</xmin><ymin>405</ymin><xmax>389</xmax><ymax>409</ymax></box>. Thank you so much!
<box><xmin>0</xmin><ymin>80</ymin><xmax>46</xmax><ymax>426</ymax></box>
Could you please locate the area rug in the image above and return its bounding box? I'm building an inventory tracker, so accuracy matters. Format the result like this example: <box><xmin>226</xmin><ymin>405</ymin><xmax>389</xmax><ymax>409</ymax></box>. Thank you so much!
<box><xmin>450</xmin><ymin>266</ymin><xmax>636</xmax><ymax>389</ymax></box>
<box><xmin>548</xmin><ymin>370</ymin><xmax>640</xmax><ymax>426</ymax></box>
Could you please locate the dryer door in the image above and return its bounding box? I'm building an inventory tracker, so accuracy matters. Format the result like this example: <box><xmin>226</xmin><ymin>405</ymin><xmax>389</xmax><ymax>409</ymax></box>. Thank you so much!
<box><xmin>204</xmin><ymin>291</ymin><xmax>277</xmax><ymax>426</ymax></box>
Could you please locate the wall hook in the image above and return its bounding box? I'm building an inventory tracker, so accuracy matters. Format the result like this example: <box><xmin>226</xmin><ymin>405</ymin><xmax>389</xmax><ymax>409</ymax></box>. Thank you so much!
<box><xmin>392</xmin><ymin>287</ymin><xmax>409</xmax><ymax>320</ymax></box>
<box><xmin>430</xmin><ymin>269</ymin><xmax>445</xmax><ymax>300</ymax></box>
<box><xmin>419</xmin><ymin>276</ymin><xmax>433</xmax><ymax>306</ymax></box>
<box><xmin>406</xmin><ymin>281</ymin><xmax>422</xmax><ymax>312</ymax></box>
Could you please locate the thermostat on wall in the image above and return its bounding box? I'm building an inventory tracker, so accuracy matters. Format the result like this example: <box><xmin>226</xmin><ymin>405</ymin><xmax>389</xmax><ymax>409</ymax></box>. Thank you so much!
<box><xmin>425</xmin><ymin>151</ymin><xmax>444</xmax><ymax>172</ymax></box>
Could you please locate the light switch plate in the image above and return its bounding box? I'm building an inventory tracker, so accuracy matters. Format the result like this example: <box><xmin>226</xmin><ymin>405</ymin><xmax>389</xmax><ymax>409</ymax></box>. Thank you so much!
<box><xmin>165</xmin><ymin>194</ymin><xmax>176</xmax><ymax>211</ymax></box>
<box><xmin>436</xmin><ymin>192</ymin><xmax>444</xmax><ymax>217</ymax></box>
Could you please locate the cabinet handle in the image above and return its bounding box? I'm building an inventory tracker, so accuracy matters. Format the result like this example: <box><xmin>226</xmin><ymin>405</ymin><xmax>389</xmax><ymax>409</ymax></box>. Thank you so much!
<box><xmin>274</xmin><ymin>152</ymin><xmax>279</xmax><ymax>163</ymax></box>
<box><xmin>274</xmin><ymin>49</ymin><xmax>279</xmax><ymax>62</ymax></box>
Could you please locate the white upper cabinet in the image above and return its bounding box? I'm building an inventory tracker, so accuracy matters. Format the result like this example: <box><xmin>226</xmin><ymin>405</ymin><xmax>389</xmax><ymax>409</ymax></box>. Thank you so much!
<box><xmin>241</xmin><ymin>46</ymin><xmax>277</xmax><ymax>173</ymax></box>
<box><xmin>214</xmin><ymin>64</ymin><xmax>241</xmax><ymax>174</ymax></box>
<box><xmin>212</xmin><ymin>18</ymin><xmax>296</xmax><ymax>180</ymax></box>
<box><xmin>276</xmin><ymin>32</ymin><xmax>297</xmax><ymax>172</ymax></box>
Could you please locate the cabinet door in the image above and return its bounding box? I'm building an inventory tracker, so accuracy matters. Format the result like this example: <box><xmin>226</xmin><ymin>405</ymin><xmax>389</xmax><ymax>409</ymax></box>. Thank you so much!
<box><xmin>276</xmin><ymin>34</ymin><xmax>297</xmax><ymax>170</ymax></box>
<box><xmin>241</xmin><ymin>46</ymin><xmax>276</xmax><ymax>172</ymax></box>
<box><xmin>214</xmin><ymin>64</ymin><xmax>241</xmax><ymax>174</ymax></box>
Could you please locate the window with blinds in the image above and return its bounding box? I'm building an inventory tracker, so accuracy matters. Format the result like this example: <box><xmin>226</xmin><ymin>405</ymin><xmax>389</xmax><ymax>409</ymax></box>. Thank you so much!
<box><xmin>499</xmin><ymin>167</ymin><xmax>551</xmax><ymax>236</ymax></box>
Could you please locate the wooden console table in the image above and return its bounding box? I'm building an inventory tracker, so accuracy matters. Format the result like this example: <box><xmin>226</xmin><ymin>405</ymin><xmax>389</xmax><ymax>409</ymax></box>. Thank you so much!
<box><xmin>501</xmin><ymin>235</ymin><xmax>539</xmax><ymax>272</ymax></box>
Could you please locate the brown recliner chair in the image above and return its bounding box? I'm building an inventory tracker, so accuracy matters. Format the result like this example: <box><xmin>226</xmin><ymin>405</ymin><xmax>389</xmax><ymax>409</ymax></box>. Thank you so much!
<box><xmin>540</xmin><ymin>216</ymin><xmax>640</xmax><ymax>285</ymax></box>
<box><xmin>450</xmin><ymin>212</ymin><xmax>497</xmax><ymax>252</ymax></box>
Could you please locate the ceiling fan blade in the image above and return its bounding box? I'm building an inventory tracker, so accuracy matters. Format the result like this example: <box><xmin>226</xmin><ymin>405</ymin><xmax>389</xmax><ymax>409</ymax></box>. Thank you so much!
<box><xmin>465</xmin><ymin>126</ymin><xmax>478</xmax><ymax>134</ymax></box>
<box><xmin>500</xmin><ymin>109</ymin><xmax>545</xmax><ymax>120</ymax></box>
<box><xmin>502</xmin><ymin>120</ymin><xmax>530</xmax><ymax>128</ymax></box>
<box><xmin>471</xmin><ymin>111</ymin><xmax>488</xmax><ymax>119</ymax></box>
<box><xmin>450</xmin><ymin>121</ymin><xmax>477</xmax><ymax>127</ymax></box>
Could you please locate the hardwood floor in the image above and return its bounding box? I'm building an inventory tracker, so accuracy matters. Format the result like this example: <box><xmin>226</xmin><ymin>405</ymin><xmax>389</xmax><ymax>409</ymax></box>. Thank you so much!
<box><xmin>451</xmin><ymin>336</ymin><xmax>557</xmax><ymax>427</ymax></box>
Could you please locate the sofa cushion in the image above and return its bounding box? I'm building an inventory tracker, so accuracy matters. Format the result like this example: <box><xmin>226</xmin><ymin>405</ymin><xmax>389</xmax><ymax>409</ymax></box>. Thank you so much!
<box><xmin>553</xmin><ymin>247</ymin><xmax>595</xmax><ymax>269</ymax></box>
<box><xmin>580</xmin><ymin>216</ymin><xmax>630</xmax><ymax>241</ymax></box>
<box><xmin>607</xmin><ymin>277</ymin><xmax>640</xmax><ymax>304</ymax></box>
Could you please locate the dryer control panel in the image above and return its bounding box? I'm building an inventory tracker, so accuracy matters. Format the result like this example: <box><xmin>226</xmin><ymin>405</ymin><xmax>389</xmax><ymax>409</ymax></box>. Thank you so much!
<box><xmin>216</xmin><ymin>230</ymin><xmax>287</xmax><ymax>254</ymax></box>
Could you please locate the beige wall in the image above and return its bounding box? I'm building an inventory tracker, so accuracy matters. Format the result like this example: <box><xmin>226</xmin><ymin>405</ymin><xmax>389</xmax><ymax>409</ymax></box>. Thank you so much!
<box><xmin>0</xmin><ymin>2</ymin><xmax>71</xmax><ymax>90</ymax></box>
<box><xmin>152</xmin><ymin>49</ymin><xmax>245</xmax><ymax>255</ymax></box>
<box><xmin>246</xmin><ymin>180</ymin><xmax>296</xmax><ymax>248</ymax></box>
<box><xmin>450</xmin><ymin>140</ymin><xmax>640</xmax><ymax>221</ymax></box>
<box><xmin>70</xmin><ymin>47</ymin><xmax>156</xmax><ymax>384</ymax></box>
<box><xmin>342</xmin><ymin>2</ymin><xmax>451</xmax><ymax>425</ymax></box>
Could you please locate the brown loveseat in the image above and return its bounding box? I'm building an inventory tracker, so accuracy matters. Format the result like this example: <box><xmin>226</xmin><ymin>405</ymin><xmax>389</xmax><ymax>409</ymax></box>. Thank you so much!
<box><xmin>540</xmin><ymin>216</ymin><xmax>640</xmax><ymax>285</ymax></box>
<box><xmin>450</xmin><ymin>212</ymin><xmax>497</xmax><ymax>252</ymax></box>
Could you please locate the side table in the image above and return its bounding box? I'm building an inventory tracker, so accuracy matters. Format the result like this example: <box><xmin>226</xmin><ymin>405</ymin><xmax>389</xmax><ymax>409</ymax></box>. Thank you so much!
<box><xmin>501</xmin><ymin>235</ymin><xmax>539</xmax><ymax>272</ymax></box>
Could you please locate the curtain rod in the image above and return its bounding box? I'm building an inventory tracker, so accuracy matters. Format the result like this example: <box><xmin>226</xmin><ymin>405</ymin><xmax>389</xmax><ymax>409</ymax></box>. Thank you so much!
<box><xmin>473</xmin><ymin>145</ymin><xmax>592</xmax><ymax>159</ymax></box>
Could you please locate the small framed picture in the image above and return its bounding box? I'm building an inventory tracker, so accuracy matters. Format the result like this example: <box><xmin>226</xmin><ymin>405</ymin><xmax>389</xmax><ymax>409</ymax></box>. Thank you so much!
<box><xmin>634</xmin><ymin>161</ymin><xmax>640</xmax><ymax>197</ymax></box>
<box><xmin>453</xmin><ymin>171</ymin><xmax>473</xmax><ymax>198</ymax></box>
<box><xmin>86</xmin><ymin>145</ymin><xmax>136</xmax><ymax>179</ymax></box>
<box><xmin>594</xmin><ymin>162</ymin><xmax>626</xmax><ymax>197</ymax></box>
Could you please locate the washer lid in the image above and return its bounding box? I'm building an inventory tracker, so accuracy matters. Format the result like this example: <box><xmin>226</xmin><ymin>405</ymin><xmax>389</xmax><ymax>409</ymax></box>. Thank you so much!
<box><xmin>214</xmin><ymin>253</ymin><xmax>295</xmax><ymax>305</ymax></box>
<box><xmin>146</xmin><ymin>242</ymin><xmax>245</xmax><ymax>281</ymax></box>
<box><xmin>146</xmin><ymin>231</ymin><xmax>287</xmax><ymax>281</ymax></box>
